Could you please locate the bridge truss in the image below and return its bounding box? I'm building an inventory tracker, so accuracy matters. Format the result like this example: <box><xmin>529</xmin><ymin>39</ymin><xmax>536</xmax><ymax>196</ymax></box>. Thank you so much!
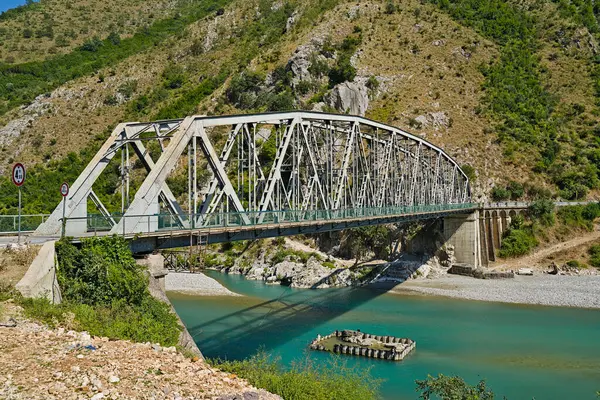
<box><xmin>35</xmin><ymin>111</ymin><xmax>471</xmax><ymax>236</ymax></box>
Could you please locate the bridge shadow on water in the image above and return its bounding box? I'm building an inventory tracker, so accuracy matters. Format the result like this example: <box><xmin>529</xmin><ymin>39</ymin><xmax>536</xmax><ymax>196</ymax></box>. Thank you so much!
<box><xmin>182</xmin><ymin>274</ymin><xmax>403</xmax><ymax>360</ymax></box>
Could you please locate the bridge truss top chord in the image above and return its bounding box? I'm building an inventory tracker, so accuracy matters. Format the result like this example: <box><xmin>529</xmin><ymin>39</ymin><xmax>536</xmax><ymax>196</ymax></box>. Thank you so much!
<box><xmin>34</xmin><ymin>111</ymin><xmax>471</xmax><ymax>237</ymax></box>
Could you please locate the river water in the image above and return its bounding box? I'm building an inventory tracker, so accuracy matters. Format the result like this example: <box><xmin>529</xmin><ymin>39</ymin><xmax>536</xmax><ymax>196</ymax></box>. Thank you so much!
<box><xmin>169</xmin><ymin>271</ymin><xmax>600</xmax><ymax>399</ymax></box>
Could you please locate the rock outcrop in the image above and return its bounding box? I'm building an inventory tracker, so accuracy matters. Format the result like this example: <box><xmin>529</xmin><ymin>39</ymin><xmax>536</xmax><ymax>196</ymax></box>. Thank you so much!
<box><xmin>325</xmin><ymin>81</ymin><xmax>369</xmax><ymax>116</ymax></box>
<box><xmin>414</xmin><ymin>111</ymin><xmax>450</xmax><ymax>130</ymax></box>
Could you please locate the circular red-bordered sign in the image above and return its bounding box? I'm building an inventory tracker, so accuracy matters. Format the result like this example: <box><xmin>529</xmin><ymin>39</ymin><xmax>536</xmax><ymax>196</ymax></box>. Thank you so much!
<box><xmin>12</xmin><ymin>163</ymin><xmax>25</xmax><ymax>187</ymax></box>
<box><xmin>60</xmin><ymin>182</ymin><xmax>69</xmax><ymax>197</ymax></box>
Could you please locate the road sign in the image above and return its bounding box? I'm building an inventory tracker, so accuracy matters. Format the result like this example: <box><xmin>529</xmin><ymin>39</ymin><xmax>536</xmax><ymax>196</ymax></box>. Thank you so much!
<box><xmin>60</xmin><ymin>182</ymin><xmax>69</xmax><ymax>197</ymax></box>
<box><xmin>12</xmin><ymin>163</ymin><xmax>25</xmax><ymax>187</ymax></box>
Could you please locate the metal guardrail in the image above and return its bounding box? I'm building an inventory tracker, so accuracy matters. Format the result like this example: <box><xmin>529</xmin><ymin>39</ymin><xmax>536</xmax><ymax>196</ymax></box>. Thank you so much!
<box><xmin>2</xmin><ymin>200</ymin><xmax>595</xmax><ymax>237</ymax></box>
<box><xmin>0</xmin><ymin>214</ymin><xmax>50</xmax><ymax>235</ymax></box>
<box><xmin>66</xmin><ymin>203</ymin><xmax>478</xmax><ymax>236</ymax></box>
<box><xmin>484</xmin><ymin>201</ymin><xmax>595</xmax><ymax>209</ymax></box>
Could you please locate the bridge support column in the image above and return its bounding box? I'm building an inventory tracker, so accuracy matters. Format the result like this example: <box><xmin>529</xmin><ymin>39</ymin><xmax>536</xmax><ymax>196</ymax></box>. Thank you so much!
<box><xmin>443</xmin><ymin>211</ymin><xmax>483</xmax><ymax>268</ymax></box>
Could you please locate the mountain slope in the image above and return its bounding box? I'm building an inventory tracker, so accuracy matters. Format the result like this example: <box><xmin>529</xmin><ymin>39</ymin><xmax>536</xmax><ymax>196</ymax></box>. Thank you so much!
<box><xmin>1</xmin><ymin>0</ymin><xmax>600</xmax><ymax>214</ymax></box>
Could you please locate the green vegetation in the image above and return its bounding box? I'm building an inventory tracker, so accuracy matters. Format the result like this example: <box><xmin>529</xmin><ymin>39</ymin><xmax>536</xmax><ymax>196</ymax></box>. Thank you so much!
<box><xmin>415</xmin><ymin>374</ymin><xmax>495</xmax><ymax>400</ymax></box>
<box><xmin>210</xmin><ymin>351</ymin><xmax>382</xmax><ymax>400</ymax></box>
<box><xmin>428</xmin><ymin>0</ymin><xmax>600</xmax><ymax>199</ymax></box>
<box><xmin>0</xmin><ymin>0</ymin><xmax>232</xmax><ymax>116</ymax></box>
<box><xmin>557</xmin><ymin>203</ymin><xmax>600</xmax><ymax>231</ymax></box>
<box><xmin>428</xmin><ymin>0</ymin><xmax>551</xmax><ymax>145</ymax></box>
<box><xmin>528</xmin><ymin>199</ymin><xmax>555</xmax><ymax>227</ymax></box>
<box><xmin>7</xmin><ymin>236</ymin><xmax>181</xmax><ymax>345</ymax></box>
<box><xmin>566</xmin><ymin>259</ymin><xmax>587</xmax><ymax>269</ymax></box>
<box><xmin>499</xmin><ymin>202</ymin><xmax>600</xmax><ymax>258</ymax></box>
<box><xmin>328</xmin><ymin>33</ymin><xmax>362</xmax><ymax>87</ymax></box>
<box><xmin>588</xmin><ymin>245</ymin><xmax>600</xmax><ymax>268</ymax></box>
<box><xmin>498</xmin><ymin>223</ymin><xmax>538</xmax><ymax>258</ymax></box>
<box><xmin>345</xmin><ymin>225</ymin><xmax>392</xmax><ymax>261</ymax></box>
<box><xmin>461</xmin><ymin>164</ymin><xmax>476</xmax><ymax>183</ymax></box>
<box><xmin>491</xmin><ymin>181</ymin><xmax>524</xmax><ymax>201</ymax></box>
<box><xmin>270</xmin><ymin>248</ymin><xmax>322</xmax><ymax>266</ymax></box>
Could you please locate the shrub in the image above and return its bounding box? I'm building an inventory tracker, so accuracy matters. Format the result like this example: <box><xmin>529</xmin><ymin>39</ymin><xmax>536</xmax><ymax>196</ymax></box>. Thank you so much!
<box><xmin>81</xmin><ymin>36</ymin><xmax>103</xmax><ymax>52</ymax></box>
<box><xmin>322</xmin><ymin>261</ymin><xmax>336</xmax><ymax>269</ymax></box>
<box><xmin>226</xmin><ymin>71</ymin><xmax>264</xmax><ymax>109</ymax></box>
<box><xmin>557</xmin><ymin>205</ymin><xmax>596</xmax><ymax>231</ymax></box>
<box><xmin>461</xmin><ymin>164</ymin><xmax>476</xmax><ymax>183</ymax></box>
<box><xmin>328</xmin><ymin>34</ymin><xmax>362</xmax><ymax>87</ymax></box>
<box><xmin>588</xmin><ymin>245</ymin><xmax>600</xmax><ymax>268</ymax></box>
<box><xmin>107</xmin><ymin>31</ymin><xmax>121</xmax><ymax>45</ymax></box>
<box><xmin>507</xmin><ymin>181</ymin><xmax>524</xmax><ymax>200</ymax></box>
<box><xmin>498</xmin><ymin>227</ymin><xmax>538</xmax><ymax>257</ymax></box>
<box><xmin>162</xmin><ymin>64</ymin><xmax>186</xmax><ymax>90</ymax></box>
<box><xmin>385</xmin><ymin>1</ymin><xmax>397</xmax><ymax>15</ymax></box>
<box><xmin>566</xmin><ymin>260</ymin><xmax>587</xmax><ymax>269</ymax></box>
<box><xmin>49</xmin><ymin>236</ymin><xmax>181</xmax><ymax>345</ymax></box>
<box><xmin>56</xmin><ymin>236</ymin><xmax>147</xmax><ymax>306</ymax></box>
<box><xmin>270</xmin><ymin>248</ymin><xmax>320</xmax><ymax>266</ymax></box>
<box><xmin>366</xmin><ymin>75</ymin><xmax>380</xmax><ymax>91</ymax></box>
<box><xmin>491</xmin><ymin>186</ymin><xmax>510</xmax><ymax>201</ymax></box>
<box><xmin>308</xmin><ymin>54</ymin><xmax>330</xmax><ymax>78</ymax></box>
<box><xmin>210</xmin><ymin>352</ymin><xmax>382</xmax><ymax>400</ymax></box>
<box><xmin>415</xmin><ymin>374</ymin><xmax>495</xmax><ymax>400</ymax></box>
<box><xmin>328</xmin><ymin>56</ymin><xmax>356</xmax><ymax>87</ymax></box>
<box><xmin>528</xmin><ymin>199</ymin><xmax>555</xmax><ymax>226</ymax></box>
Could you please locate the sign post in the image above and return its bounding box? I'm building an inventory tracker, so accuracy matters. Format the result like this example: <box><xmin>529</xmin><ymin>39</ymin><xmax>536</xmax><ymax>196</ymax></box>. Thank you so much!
<box><xmin>60</xmin><ymin>182</ymin><xmax>69</xmax><ymax>238</ymax></box>
<box><xmin>12</xmin><ymin>163</ymin><xmax>26</xmax><ymax>244</ymax></box>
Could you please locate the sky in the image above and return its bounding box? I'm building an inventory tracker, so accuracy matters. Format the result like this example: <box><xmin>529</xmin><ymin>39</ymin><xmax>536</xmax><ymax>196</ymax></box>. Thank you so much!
<box><xmin>0</xmin><ymin>1</ymin><xmax>29</xmax><ymax>13</ymax></box>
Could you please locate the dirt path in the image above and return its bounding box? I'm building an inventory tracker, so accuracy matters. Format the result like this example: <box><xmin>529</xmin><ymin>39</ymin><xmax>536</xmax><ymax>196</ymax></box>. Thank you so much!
<box><xmin>493</xmin><ymin>227</ymin><xmax>600</xmax><ymax>270</ymax></box>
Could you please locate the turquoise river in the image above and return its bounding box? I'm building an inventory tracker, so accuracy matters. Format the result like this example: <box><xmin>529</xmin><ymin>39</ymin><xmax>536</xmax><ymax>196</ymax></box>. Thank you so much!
<box><xmin>169</xmin><ymin>271</ymin><xmax>600</xmax><ymax>399</ymax></box>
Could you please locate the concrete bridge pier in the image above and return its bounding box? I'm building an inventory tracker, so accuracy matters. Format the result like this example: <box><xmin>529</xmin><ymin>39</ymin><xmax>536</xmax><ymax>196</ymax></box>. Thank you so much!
<box><xmin>444</xmin><ymin>206</ymin><xmax>527</xmax><ymax>268</ymax></box>
<box><xmin>443</xmin><ymin>211</ymin><xmax>484</xmax><ymax>268</ymax></box>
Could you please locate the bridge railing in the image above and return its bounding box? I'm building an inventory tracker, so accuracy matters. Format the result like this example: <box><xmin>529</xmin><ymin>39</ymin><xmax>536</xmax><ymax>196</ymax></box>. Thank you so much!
<box><xmin>0</xmin><ymin>214</ymin><xmax>50</xmax><ymax>235</ymax></box>
<box><xmin>77</xmin><ymin>203</ymin><xmax>477</xmax><ymax>235</ymax></box>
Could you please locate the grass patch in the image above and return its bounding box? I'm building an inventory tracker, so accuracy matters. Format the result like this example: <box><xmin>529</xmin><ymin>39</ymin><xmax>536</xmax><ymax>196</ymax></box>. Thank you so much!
<box><xmin>210</xmin><ymin>351</ymin><xmax>382</xmax><ymax>400</ymax></box>
<box><xmin>322</xmin><ymin>261</ymin><xmax>336</xmax><ymax>269</ymax></box>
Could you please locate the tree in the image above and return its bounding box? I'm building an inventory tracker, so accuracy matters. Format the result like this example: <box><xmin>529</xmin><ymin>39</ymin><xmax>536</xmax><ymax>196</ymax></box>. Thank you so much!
<box><xmin>415</xmin><ymin>374</ymin><xmax>495</xmax><ymax>400</ymax></box>
<box><xmin>528</xmin><ymin>199</ymin><xmax>555</xmax><ymax>226</ymax></box>
<box><xmin>385</xmin><ymin>1</ymin><xmax>397</xmax><ymax>15</ymax></box>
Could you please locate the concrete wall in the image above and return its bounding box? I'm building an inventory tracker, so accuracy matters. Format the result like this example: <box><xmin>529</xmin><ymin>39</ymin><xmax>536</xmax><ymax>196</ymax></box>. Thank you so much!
<box><xmin>443</xmin><ymin>211</ymin><xmax>482</xmax><ymax>268</ymax></box>
<box><xmin>15</xmin><ymin>241</ymin><xmax>62</xmax><ymax>304</ymax></box>
<box><xmin>138</xmin><ymin>254</ymin><xmax>203</xmax><ymax>359</ymax></box>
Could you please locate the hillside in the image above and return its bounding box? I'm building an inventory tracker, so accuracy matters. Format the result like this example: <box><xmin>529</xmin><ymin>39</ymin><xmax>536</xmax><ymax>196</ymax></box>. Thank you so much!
<box><xmin>1</xmin><ymin>0</ymin><xmax>600</xmax><ymax>214</ymax></box>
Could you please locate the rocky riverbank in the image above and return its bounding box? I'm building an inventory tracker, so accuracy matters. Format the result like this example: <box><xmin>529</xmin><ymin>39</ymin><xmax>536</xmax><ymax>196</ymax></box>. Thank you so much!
<box><xmin>0</xmin><ymin>302</ymin><xmax>279</xmax><ymax>400</ymax></box>
<box><xmin>207</xmin><ymin>238</ymin><xmax>452</xmax><ymax>289</ymax></box>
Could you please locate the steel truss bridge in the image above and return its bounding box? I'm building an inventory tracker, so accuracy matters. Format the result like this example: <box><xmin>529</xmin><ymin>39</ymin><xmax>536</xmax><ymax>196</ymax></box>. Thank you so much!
<box><xmin>34</xmin><ymin>111</ymin><xmax>473</xmax><ymax>249</ymax></box>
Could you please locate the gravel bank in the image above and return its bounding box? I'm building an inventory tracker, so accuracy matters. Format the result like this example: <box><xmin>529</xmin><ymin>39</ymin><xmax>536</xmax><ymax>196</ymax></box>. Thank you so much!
<box><xmin>393</xmin><ymin>275</ymin><xmax>600</xmax><ymax>309</ymax></box>
<box><xmin>165</xmin><ymin>272</ymin><xmax>240</xmax><ymax>296</ymax></box>
<box><xmin>0</xmin><ymin>304</ymin><xmax>278</xmax><ymax>400</ymax></box>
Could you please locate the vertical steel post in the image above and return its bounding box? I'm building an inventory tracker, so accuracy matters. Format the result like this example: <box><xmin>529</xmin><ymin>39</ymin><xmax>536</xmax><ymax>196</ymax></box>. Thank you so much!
<box><xmin>61</xmin><ymin>195</ymin><xmax>66</xmax><ymax>238</ymax></box>
<box><xmin>17</xmin><ymin>188</ymin><xmax>21</xmax><ymax>245</ymax></box>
